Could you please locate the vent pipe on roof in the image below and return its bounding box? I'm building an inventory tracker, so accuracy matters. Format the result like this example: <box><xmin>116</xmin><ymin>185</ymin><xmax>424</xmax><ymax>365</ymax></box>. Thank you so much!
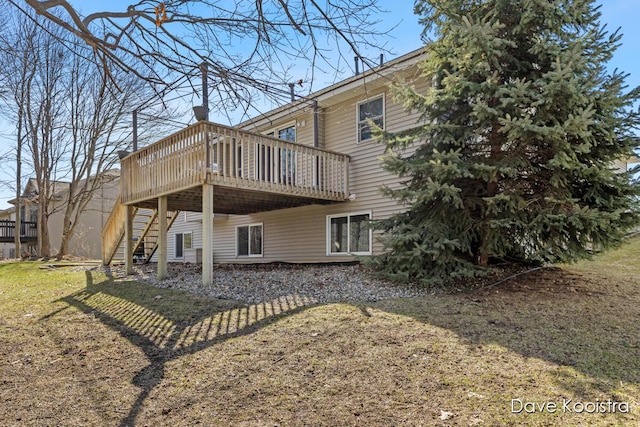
<box><xmin>132</xmin><ymin>109</ymin><xmax>138</xmax><ymax>151</ymax></box>
<box><xmin>379</xmin><ymin>53</ymin><xmax>384</xmax><ymax>67</ymax></box>
<box><xmin>196</xmin><ymin>62</ymin><xmax>209</xmax><ymax>122</ymax></box>
<box><xmin>313</xmin><ymin>100</ymin><xmax>319</xmax><ymax>148</ymax></box>
<box><xmin>354</xmin><ymin>56</ymin><xmax>360</xmax><ymax>75</ymax></box>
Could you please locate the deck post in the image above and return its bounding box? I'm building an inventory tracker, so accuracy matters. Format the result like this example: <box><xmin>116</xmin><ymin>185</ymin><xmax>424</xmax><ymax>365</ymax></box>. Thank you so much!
<box><xmin>202</xmin><ymin>183</ymin><xmax>214</xmax><ymax>286</ymax></box>
<box><xmin>158</xmin><ymin>196</ymin><xmax>168</xmax><ymax>280</ymax></box>
<box><xmin>124</xmin><ymin>205</ymin><xmax>134</xmax><ymax>275</ymax></box>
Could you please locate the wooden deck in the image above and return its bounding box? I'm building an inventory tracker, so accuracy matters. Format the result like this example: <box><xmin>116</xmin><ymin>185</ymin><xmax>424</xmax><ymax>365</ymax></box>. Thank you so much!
<box><xmin>120</xmin><ymin>121</ymin><xmax>350</xmax><ymax>213</ymax></box>
<box><xmin>0</xmin><ymin>220</ymin><xmax>37</xmax><ymax>243</ymax></box>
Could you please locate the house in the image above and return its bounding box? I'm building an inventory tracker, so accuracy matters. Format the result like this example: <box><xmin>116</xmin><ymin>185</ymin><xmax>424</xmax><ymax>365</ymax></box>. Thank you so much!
<box><xmin>103</xmin><ymin>48</ymin><xmax>430</xmax><ymax>283</ymax></box>
<box><xmin>0</xmin><ymin>196</ymin><xmax>39</xmax><ymax>260</ymax></box>
<box><xmin>102</xmin><ymin>46</ymin><xmax>639</xmax><ymax>284</ymax></box>
<box><xmin>6</xmin><ymin>172</ymin><xmax>120</xmax><ymax>259</ymax></box>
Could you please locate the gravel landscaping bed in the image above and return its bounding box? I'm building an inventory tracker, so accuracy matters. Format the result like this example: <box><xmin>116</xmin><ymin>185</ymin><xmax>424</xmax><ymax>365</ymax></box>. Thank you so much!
<box><xmin>100</xmin><ymin>262</ymin><xmax>435</xmax><ymax>304</ymax></box>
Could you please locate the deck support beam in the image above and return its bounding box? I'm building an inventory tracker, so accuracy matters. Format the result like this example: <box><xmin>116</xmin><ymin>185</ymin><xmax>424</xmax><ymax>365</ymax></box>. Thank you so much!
<box><xmin>158</xmin><ymin>196</ymin><xmax>168</xmax><ymax>280</ymax></box>
<box><xmin>124</xmin><ymin>205</ymin><xmax>134</xmax><ymax>275</ymax></box>
<box><xmin>202</xmin><ymin>183</ymin><xmax>214</xmax><ymax>286</ymax></box>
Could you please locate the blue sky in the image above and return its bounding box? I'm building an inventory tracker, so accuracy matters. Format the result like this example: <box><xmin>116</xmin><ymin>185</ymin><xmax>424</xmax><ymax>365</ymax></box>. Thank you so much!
<box><xmin>0</xmin><ymin>0</ymin><xmax>638</xmax><ymax>210</ymax></box>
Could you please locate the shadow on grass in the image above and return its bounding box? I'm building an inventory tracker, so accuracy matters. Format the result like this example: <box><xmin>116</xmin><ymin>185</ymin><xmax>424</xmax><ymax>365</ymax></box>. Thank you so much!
<box><xmin>36</xmin><ymin>257</ymin><xmax>640</xmax><ymax>424</ymax></box>
<box><xmin>46</xmin><ymin>269</ymin><xmax>318</xmax><ymax>427</ymax></box>
<box><xmin>373</xmin><ymin>266</ymin><xmax>640</xmax><ymax>401</ymax></box>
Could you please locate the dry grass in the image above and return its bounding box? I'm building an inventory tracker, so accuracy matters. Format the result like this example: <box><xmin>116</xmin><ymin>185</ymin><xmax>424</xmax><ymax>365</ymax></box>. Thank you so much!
<box><xmin>1</xmin><ymin>239</ymin><xmax>639</xmax><ymax>426</ymax></box>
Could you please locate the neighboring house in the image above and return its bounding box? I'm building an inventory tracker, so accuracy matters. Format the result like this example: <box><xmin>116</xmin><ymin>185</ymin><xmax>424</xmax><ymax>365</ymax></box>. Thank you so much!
<box><xmin>102</xmin><ymin>47</ymin><xmax>638</xmax><ymax>284</ymax></box>
<box><xmin>6</xmin><ymin>172</ymin><xmax>120</xmax><ymax>259</ymax></box>
<box><xmin>1</xmin><ymin>188</ymin><xmax>40</xmax><ymax>259</ymax></box>
<box><xmin>0</xmin><ymin>206</ymin><xmax>36</xmax><ymax>259</ymax></box>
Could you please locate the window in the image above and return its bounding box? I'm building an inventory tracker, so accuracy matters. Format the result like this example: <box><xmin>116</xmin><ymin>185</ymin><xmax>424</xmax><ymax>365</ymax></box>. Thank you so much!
<box><xmin>237</xmin><ymin>224</ymin><xmax>263</xmax><ymax>257</ymax></box>
<box><xmin>257</xmin><ymin>123</ymin><xmax>297</xmax><ymax>184</ymax></box>
<box><xmin>277</xmin><ymin>126</ymin><xmax>296</xmax><ymax>184</ymax></box>
<box><xmin>278</xmin><ymin>125</ymin><xmax>296</xmax><ymax>142</ymax></box>
<box><xmin>327</xmin><ymin>212</ymin><xmax>372</xmax><ymax>255</ymax></box>
<box><xmin>175</xmin><ymin>232</ymin><xmax>192</xmax><ymax>259</ymax></box>
<box><xmin>357</xmin><ymin>96</ymin><xmax>384</xmax><ymax>142</ymax></box>
<box><xmin>264</xmin><ymin>123</ymin><xmax>296</xmax><ymax>142</ymax></box>
<box><xmin>280</xmin><ymin>148</ymin><xmax>296</xmax><ymax>185</ymax></box>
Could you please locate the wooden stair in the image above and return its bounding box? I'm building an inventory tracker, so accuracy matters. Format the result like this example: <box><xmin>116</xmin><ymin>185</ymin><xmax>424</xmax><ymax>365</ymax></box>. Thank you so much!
<box><xmin>102</xmin><ymin>196</ymin><xmax>180</xmax><ymax>265</ymax></box>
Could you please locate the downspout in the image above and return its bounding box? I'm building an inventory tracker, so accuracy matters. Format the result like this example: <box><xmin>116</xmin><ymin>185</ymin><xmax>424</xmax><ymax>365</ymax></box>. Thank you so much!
<box><xmin>313</xmin><ymin>100</ymin><xmax>319</xmax><ymax>148</ymax></box>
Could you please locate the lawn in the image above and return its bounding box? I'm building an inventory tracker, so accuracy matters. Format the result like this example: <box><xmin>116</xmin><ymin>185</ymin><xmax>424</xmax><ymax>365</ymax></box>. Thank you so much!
<box><xmin>0</xmin><ymin>239</ymin><xmax>639</xmax><ymax>426</ymax></box>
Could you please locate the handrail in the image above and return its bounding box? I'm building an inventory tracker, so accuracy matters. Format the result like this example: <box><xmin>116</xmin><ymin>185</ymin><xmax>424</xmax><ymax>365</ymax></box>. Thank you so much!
<box><xmin>0</xmin><ymin>220</ymin><xmax>38</xmax><ymax>240</ymax></box>
<box><xmin>101</xmin><ymin>196</ymin><xmax>129</xmax><ymax>265</ymax></box>
<box><xmin>120</xmin><ymin>121</ymin><xmax>350</xmax><ymax>206</ymax></box>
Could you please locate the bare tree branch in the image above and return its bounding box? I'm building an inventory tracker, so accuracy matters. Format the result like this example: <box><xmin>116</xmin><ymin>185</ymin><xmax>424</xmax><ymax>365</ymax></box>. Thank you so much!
<box><xmin>0</xmin><ymin>7</ymin><xmax>179</xmax><ymax>257</ymax></box>
<box><xmin>9</xmin><ymin>0</ymin><xmax>391</xmax><ymax>114</ymax></box>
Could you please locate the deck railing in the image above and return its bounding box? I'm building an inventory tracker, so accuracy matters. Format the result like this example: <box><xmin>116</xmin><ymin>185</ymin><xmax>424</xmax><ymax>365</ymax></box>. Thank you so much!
<box><xmin>101</xmin><ymin>196</ymin><xmax>129</xmax><ymax>264</ymax></box>
<box><xmin>120</xmin><ymin>121</ymin><xmax>350</xmax><ymax>205</ymax></box>
<box><xmin>0</xmin><ymin>220</ymin><xmax>37</xmax><ymax>241</ymax></box>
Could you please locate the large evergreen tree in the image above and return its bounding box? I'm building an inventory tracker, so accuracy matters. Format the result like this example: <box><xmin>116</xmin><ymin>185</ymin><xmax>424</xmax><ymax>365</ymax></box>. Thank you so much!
<box><xmin>372</xmin><ymin>0</ymin><xmax>640</xmax><ymax>284</ymax></box>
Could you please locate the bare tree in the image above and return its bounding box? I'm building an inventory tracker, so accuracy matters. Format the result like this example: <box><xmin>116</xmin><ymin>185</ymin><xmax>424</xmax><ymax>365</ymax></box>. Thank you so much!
<box><xmin>9</xmin><ymin>0</ymin><xmax>390</xmax><ymax>116</ymax></box>
<box><xmin>22</xmin><ymin>18</ymin><xmax>69</xmax><ymax>257</ymax></box>
<box><xmin>54</xmin><ymin>49</ymin><xmax>169</xmax><ymax>259</ymax></box>
<box><xmin>0</xmin><ymin>8</ymin><xmax>175</xmax><ymax>258</ymax></box>
<box><xmin>0</xmin><ymin>10</ymin><xmax>42</xmax><ymax>257</ymax></box>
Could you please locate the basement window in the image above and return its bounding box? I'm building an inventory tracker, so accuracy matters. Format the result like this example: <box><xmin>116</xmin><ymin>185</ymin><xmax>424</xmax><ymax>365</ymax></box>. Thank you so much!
<box><xmin>237</xmin><ymin>223</ymin><xmax>263</xmax><ymax>257</ymax></box>
<box><xmin>175</xmin><ymin>232</ymin><xmax>192</xmax><ymax>259</ymax></box>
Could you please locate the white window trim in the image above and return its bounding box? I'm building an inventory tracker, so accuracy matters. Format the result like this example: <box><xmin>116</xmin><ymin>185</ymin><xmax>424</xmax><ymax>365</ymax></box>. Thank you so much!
<box><xmin>174</xmin><ymin>232</ymin><xmax>193</xmax><ymax>260</ymax></box>
<box><xmin>183</xmin><ymin>232</ymin><xmax>193</xmax><ymax>250</ymax></box>
<box><xmin>174</xmin><ymin>233</ymin><xmax>184</xmax><ymax>259</ymax></box>
<box><xmin>326</xmin><ymin>210</ymin><xmax>373</xmax><ymax>256</ymax></box>
<box><xmin>356</xmin><ymin>94</ymin><xmax>385</xmax><ymax>143</ymax></box>
<box><xmin>235</xmin><ymin>222</ymin><xmax>264</xmax><ymax>258</ymax></box>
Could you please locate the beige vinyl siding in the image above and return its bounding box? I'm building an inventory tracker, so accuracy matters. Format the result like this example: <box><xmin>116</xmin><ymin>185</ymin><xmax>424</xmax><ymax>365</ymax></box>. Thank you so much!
<box><xmin>293</xmin><ymin>112</ymin><xmax>315</xmax><ymax>146</ymax></box>
<box><xmin>207</xmin><ymin>205</ymin><xmax>324</xmax><ymax>263</ymax></box>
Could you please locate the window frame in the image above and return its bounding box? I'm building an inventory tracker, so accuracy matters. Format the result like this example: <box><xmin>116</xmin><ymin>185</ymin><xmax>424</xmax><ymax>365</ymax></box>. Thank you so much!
<box><xmin>262</xmin><ymin>121</ymin><xmax>297</xmax><ymax>142</ymax></box>
<box><xmin>236</xmin><ymin>223</ymin><xmax>264</xmax><ymax>258</ymax></box>
<box><xmin>257</xmin><ymin>122</ymin><xmax>297</xmax><ymax>183</ymax></box>
<box><xmin>356</xmin><ymin>94</ymin><xmax>385</xmax><ymax>143</ymax></box>
<box><xmin>174</xmin><ymin>232</ymin><xmax>192</xmax><ymax>259</ymax></box>
<box><xmin>326</xmin><ymin>211</ymin><xmax>373</xmax><ymax>256</ymax></box>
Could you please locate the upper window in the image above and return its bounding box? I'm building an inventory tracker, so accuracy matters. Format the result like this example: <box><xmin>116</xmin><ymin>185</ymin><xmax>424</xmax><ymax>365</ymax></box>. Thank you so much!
<box><xmin>237</xmin><ymin>223</ymin><xmax>263</xmax><ymax>257</ymax></box>
<box><xmin>278</xmin><ymin>125</ymin><xmax>296</xmax><ymax>142</ymax></box>
<box><xmin>257</xmin><ymin>123</ymin><xmax>297</xmax><ymax>184</ymax></box>
<box><xmin>327</xmin><ymin>212</ymin><xmax>372</xmax><ymax>255</ymax></box>
<box><xmin>264</xmin><ymin>123</ymin><xmax>296</xmax><ymax>142</ymax></box>
<box><xmin>357</xmin><ymin>96</ymin><xmax>384</xmax><ymax>142</ymax></box>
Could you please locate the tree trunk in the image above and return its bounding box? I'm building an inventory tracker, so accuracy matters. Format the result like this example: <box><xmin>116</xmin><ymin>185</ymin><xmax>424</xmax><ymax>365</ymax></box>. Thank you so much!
<box><xmin>37</xmin><ymin>199</ymin><xmax>50</xmax><ymax>258</ymax></box>
<box><xmin>478</xmin><ymin>124</ymin><xmax>501</xmax><ymax>267</ymax></box>
<box><xmin>13</xmin><ymin>203</ymin><xmax>21</xmax><ymax>259</ymax></box>
<box><xmin>55</xmin><ymin>218</ymin><xmax>75</xmax><ymax>260</ymax></box>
